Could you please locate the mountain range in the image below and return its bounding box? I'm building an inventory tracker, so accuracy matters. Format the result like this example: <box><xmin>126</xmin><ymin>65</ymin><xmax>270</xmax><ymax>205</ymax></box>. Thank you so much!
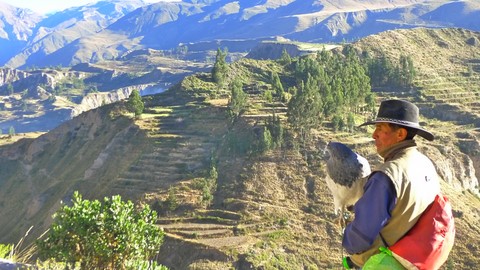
<box><xmin>1</xmin><ymin>0</ymin><xmax>480</xmax><ymax>69</ymax></box>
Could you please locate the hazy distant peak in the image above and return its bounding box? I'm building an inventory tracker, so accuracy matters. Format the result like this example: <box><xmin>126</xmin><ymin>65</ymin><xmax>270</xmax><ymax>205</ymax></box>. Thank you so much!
<box><xmin>0</xmin><ymin>2</ymin><xmax>43</xmax><ymax>41</ymax></box>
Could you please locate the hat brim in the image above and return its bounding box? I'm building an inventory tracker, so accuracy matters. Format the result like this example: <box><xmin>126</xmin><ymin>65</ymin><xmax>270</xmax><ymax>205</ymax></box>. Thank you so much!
<box><xmin>359</xmin><ymin>120</ymin><xmax>434</xmax><ymax>141</ymax></box>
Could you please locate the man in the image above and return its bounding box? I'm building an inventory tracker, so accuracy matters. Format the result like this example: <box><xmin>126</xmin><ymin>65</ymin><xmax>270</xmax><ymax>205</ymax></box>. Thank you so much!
<box><xmin>342</xmin><ymin>99</ymin><xmax>448</xmax><ymax>268</ymax></box>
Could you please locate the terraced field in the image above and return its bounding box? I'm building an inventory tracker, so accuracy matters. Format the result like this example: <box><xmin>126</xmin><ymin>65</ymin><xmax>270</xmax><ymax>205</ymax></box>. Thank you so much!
<box><xmin>143</xmin><ymin>87</ymin><xmax>302</xmax><ymax>268</ymax></box>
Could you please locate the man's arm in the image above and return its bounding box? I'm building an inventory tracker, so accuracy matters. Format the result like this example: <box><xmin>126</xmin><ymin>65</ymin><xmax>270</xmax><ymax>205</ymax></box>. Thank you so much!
<box><xmin>342</xmin><ymin>172</ymin><xmax>397</xmax><ymax>254</ymax></box>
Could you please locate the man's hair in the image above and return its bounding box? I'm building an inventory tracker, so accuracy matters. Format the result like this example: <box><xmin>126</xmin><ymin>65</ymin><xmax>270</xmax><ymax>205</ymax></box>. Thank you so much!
<box><xmin>388</xmin><ymin>123</ymin><xmax>418</xmax><ymax>140</ymax></box>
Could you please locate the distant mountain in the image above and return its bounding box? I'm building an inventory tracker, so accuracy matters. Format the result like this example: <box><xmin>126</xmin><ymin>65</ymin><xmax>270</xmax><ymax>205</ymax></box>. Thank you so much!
<box><xmin>1</xmin><ymin>0</ymin><xmax>147</xmax><ymax>68</ymax></box>
<box><xmin>0</xmin><ymin>2</ymin><xmax>43</xmax><ymax>64</ymax></box>
<box><xmin>1</xmin><ymin>0</ymin><xmax>480</xmax><ymax>69</ymax></box>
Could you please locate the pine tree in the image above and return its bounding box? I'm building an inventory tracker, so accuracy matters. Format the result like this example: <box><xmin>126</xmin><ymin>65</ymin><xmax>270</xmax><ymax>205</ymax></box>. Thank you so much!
<box><xmin>229</xmin><ymin>79</ymin><xmax>248</xmax><ymax>119</ymax></box>
<box><xmin>398</xmin><ymin>54</ymin><xmax>415</xmax><ymax>88</ymax></box>
<box><xmin>271</xmin><ymin>72</ymin><xmax>284</xmax><ymax>97</ymax></box>
<box><xmin>128</xmin><ymin>89</ymin><xmax>144</xmax><ymax>117</ymax></box>
<box><xmin>212</xmin><ymin>48</ymin><xmax>228</xmax><ymax>85</ymax></box>
<box><xmin>287</xmin><ymin>75</ymin><xmax>322</xmax><ymax>143</ymax></box>
<box><xmin>279</xmin><ymin>48</ymin><xmax>292</xmax><ymax>65</ymax></box>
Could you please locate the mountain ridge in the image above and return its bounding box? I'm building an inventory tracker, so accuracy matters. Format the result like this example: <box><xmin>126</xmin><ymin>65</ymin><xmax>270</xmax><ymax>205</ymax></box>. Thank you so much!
<box><xmin>1</xmin><ymin>0</ymin><xmax>480</xmax><ymax>69</ymax></box>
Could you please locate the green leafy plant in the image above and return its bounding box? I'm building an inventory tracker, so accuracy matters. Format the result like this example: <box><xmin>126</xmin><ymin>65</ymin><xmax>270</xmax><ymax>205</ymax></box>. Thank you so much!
<box><xmin>128</xmin><ymin>89</ymin><xmax>144</xmax><ymax>117</ymax></box>
<box><xmin>212</xmin><ymin>48</ymin><xmax>228</xmax><ymax>86</ymax></box>
<box><xmin>37</xmin><ymin>191</ymin><xmax>165</xmax><ymax>270</ymax></box>
<box><xmin>0</xmin><ymin>244</ymin><xmax>13</xmax><ymax>259</ymax></box>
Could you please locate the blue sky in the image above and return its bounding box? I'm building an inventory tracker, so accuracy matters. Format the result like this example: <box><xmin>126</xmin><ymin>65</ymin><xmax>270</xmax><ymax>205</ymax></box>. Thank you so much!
<box><xmin>1</xmin><ymin>0</ymin><xmax>180</xmax><ymax>14</ymax></box>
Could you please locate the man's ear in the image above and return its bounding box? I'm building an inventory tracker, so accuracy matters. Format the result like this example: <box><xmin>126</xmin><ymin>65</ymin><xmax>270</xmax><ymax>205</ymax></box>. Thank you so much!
<box><xmin>397</xmin><ymin>127</ymin><xmax>408</xmax><ymax>141</ymax></box>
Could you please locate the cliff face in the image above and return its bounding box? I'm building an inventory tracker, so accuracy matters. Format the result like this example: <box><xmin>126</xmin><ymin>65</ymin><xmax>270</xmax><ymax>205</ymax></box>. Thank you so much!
<box><xmin>423</xmin><ymin>143</ymin><xmax>479</xmax><ymax>195</ymax></box>
<box><xmin>0</xmin><ymin>68</ymin><xmax>30</xmax><ymax>86</ymax></box>
<box><xmin>70</xmin><ymin>84</ymin><xmax>157</xmax><ymax>117</ymax></box>
<box><xmin>0</xmin><ymin>68</ymin><xmax>84</xmax><ymax>94</ymax></box>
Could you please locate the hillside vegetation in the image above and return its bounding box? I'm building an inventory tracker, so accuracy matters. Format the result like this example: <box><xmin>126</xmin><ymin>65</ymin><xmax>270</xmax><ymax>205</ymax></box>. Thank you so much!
<box><xmin>0</xmin><ymin>28</ymin><xmax>479</xmax><ymax>269</ymax></box>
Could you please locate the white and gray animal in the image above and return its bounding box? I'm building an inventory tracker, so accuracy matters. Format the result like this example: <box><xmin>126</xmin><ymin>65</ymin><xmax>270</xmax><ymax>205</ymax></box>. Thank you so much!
<box><xmin>324</xmin><ymin>142</ymin><xmax>371</xmax><ymax>222</ymax></box>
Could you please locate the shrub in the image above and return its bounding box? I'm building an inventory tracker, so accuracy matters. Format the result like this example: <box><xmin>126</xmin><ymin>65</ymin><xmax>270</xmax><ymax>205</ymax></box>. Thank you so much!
<box><xmin>0</xmin><ymin>244</ymin><xmax>12</xmax><ymax>259</ymax></box>
<box><xmin>37</xmin><ymin>191</ymin><xmax>164</xmax><ymax>270</ymax></box>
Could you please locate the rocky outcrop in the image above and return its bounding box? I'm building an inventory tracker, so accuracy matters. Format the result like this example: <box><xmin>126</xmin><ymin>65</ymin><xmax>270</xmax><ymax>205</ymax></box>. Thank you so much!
<box><xmin>70</xmin><ymin>84</ymin><xmax>159</xmax><ymax>117</ymax></box>
<box><xmin>0</xmin><ymin>68</ymin><xmax>29</xmax><ymax>87</ymax></box>
<box><xmin>423</xmin><ymin>143</ymin><xmax>479</xmax><ymax>195</ymax></box>
<box><xmin>0</xmin><ymin>68</ymin><xmax>81</xmax><ymax>93</ymax></box>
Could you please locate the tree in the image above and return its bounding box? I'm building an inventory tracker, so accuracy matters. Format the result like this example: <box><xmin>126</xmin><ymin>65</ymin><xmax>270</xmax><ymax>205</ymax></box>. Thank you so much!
<box><xmin>279</xmin><ymin>48</ymin><xmax>292</xmax><ymax>65</ymax></box>
<box><xmin>266</xmin><ymin>112</ymin><xmax>284</xmax><ymax>149</ymax></box>
<box><xmin>398</xmin><ymin>54</ymin><xmax>416</xmax><ymax>88</ymax></box>
<box><xmin>271</xmin><ymin>72</ymin><xmax>284</xmax><ymax>97</ymax></box>
<box><xmin>8</xmin><ymin>126</ymin><xmax>15</xmax><ymax>136</ymax></box>
<box><xmin>6</xmin><ymin>83</ymin><xmax>14</xmax><ymax>95</ymax></box>
<box><xmin>212</xmin><ymin>48</ymin><xmax>228</xmax><ymax>85</ymax></box>
<box><xmin>128</xmin><ymin>89</ymin><xmax>144</xmax><ymax>117</ymax></box>
<box><xmin>287</xmin><ymin>75</ymin><xmax>323</xmax><ymax>143</ymax></box>
<box><xmin>332</xmin><ymin>115</ymin><xmax>344</xmax><ymax>132</ymax></box>
<box><xmin>346</xmin><ymin>112</ymin><xmax>355</xmax><ymax>132</ymax></box>
<box><xmin>366</xmin><ymin>54</ymin><xmax>394</xmax><ymax>87</ymax></box>
<box><xmin>228</xmin><ymin>79</ymin><xmax>248</xmax><ymax>119</ymax></box>
<box><xmin>257</xmin><ymin>127</ymin><xmax>273</xmax><ymax>154</ymax></box>
<box><xmin>37</xmin><ymin>192</ymin><xmax>165</xmax><ymax>270</ymax></box>
<box><xmin>165</xmin><ymin>186</ymin><xmax>178</xmax><ymax>211</ymax></box>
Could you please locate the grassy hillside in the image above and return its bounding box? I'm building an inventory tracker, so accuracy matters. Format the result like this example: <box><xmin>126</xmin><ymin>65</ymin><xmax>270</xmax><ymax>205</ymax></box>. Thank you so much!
<box><xmin>0</xmin><ymin>28</ymin><xmax>478</xmax><ymax>269</ymax></box>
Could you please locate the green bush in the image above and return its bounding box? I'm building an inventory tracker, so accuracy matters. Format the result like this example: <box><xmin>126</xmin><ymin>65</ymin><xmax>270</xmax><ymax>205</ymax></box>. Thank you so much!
<box><xmin>37</xmin><ymin>191</ymin><xmax>165</xmax><ymax>270</ymax></box>
<box><xmin>128</xmin><ymin>89</ymin><xmax>144</xmax><ymax>117</ymax></box>
<box><xmin>0</xmin><ymin>244</ymin><xmax>12</xmax><ymax>259</ymax></box>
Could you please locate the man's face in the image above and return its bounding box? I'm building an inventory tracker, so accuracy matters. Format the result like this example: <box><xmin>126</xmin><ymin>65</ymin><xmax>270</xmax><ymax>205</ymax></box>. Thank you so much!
<box><xmin>372</xmin><ymin>123</ymin><xmax>404</xmax><ymax>153</ymax></box>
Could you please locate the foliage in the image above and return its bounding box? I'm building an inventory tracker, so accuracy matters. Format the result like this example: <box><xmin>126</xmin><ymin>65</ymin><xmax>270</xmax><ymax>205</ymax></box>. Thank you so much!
<box><xmin>263</xmin><ymin>89</ymin><xmax>273</xmax><ymax>102</ymax></box>
<box><xmin>228</xmin><ymin>79</ymin><xmax>248</xmax><ymax>119</ymax></box>
<box><xmin>191</xmin><ymin>164</ymin><xmax>218</xmax><ymax>207</ymax></box>
<box><xmin>225</xmin><ymin>127</ymin><xmax>254</xmax><ymax>156</ymax></box>
<box><xmin>0</xmin><ymin>244</ymin><xmax>12</xmax><ymax>259</ymax></box>
<box><xmin>37</xmin><ymin>191</ymin><xmax>164</xmax><ymax>270</ymax></box>
<box><xmin>287</xmin><ymin>76</ymin><xmax>323</xmax><ymax>143</ymax></box>
<box><xmin>270</xmin><ymin>71</ymin><xmax>284</xmax><ymax>97</ymax></box>
<box><xmin>346</xmin><ymin>112</ymin><xmax>355</xmax><ymax>132</ymax></box>
<box><xmin>287</xmin><ymin>46</ymin><xmax>373</xmax><ymax>141</ymax></box>
<box><xmin>266</xmin><ymin>112</ymin><xmax>284</xmax><ymax>149</ymax></box>
<box><xmin>181</xmin><ymin>75</ymin><xmax>217</xmax><ymax>97</ymax></box>
<box><xmin>164</xmin><ymin>186</ymin><xmax>179</xmax><ymax>211</ymax></box>
<box><xmin>245</xmin><ymin>230</ymin><xmax>301</xmax><ymax>269</ymax></box>
<box><xmin>364</xmin><ymin>51</ymin><xmax>416</xmax><ymax>89</ymax></box>
<box><xmin>8</xmin><ymin>126</ymin><xmax>15</xmax><ymax>136</ymax></box>
<box><xmin>6</xmin><ymin>83</ymin><xmax>14</xmax><ymax>95</ymax></box>
<box><xmin>397</xmin><ymin>54</ymin><xmax>416</xmax><ymax>88</ymax></box>
<box><xmin>258</xmin><ymin>127</ymin><xmax>273</xmax><ymax>153</ymax></box>
<box><xmin>128</xmin><ymin>89</ymin><xmax>144</xmax><ymax>117</ymax></box>
<box><xmin>251</xmin><ymin>113</ymin><xmax>284</xmax><ymax>155</ymax></box>
<box><xmin>332</xmin><ymin>115</ymin><xmax>345</xmax><ymax>132</ymax></box>
<box><xmin>212</xmin><ymin>48</ymin><xmax>228</xmax><ymax>85</ymax></box>
<box><xmin>279</xmin><ymin>48</ymin><xmax>292</xmax><ymax>65</ymax></box>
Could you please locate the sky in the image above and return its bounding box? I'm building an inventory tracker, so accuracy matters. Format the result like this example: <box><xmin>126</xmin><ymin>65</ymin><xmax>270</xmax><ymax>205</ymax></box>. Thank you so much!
<box><xmin>1</xmin><ymin>0</ymin><xmax>181</xmax><ymax>14</ymax></box>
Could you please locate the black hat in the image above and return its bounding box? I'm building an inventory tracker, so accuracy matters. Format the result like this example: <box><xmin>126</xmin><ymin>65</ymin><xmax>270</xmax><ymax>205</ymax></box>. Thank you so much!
<box><xmin>359</xmin><ymin>99</ymin><xmax>434</xmax><ymax>141</ymax></box>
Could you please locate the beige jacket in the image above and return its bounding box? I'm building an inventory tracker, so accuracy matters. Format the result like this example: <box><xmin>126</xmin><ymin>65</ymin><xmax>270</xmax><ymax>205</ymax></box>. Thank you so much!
<box><xmin>351</xmin><ymin>140</ymin><xmax>440</xmax><ymax>266</ymax></box>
